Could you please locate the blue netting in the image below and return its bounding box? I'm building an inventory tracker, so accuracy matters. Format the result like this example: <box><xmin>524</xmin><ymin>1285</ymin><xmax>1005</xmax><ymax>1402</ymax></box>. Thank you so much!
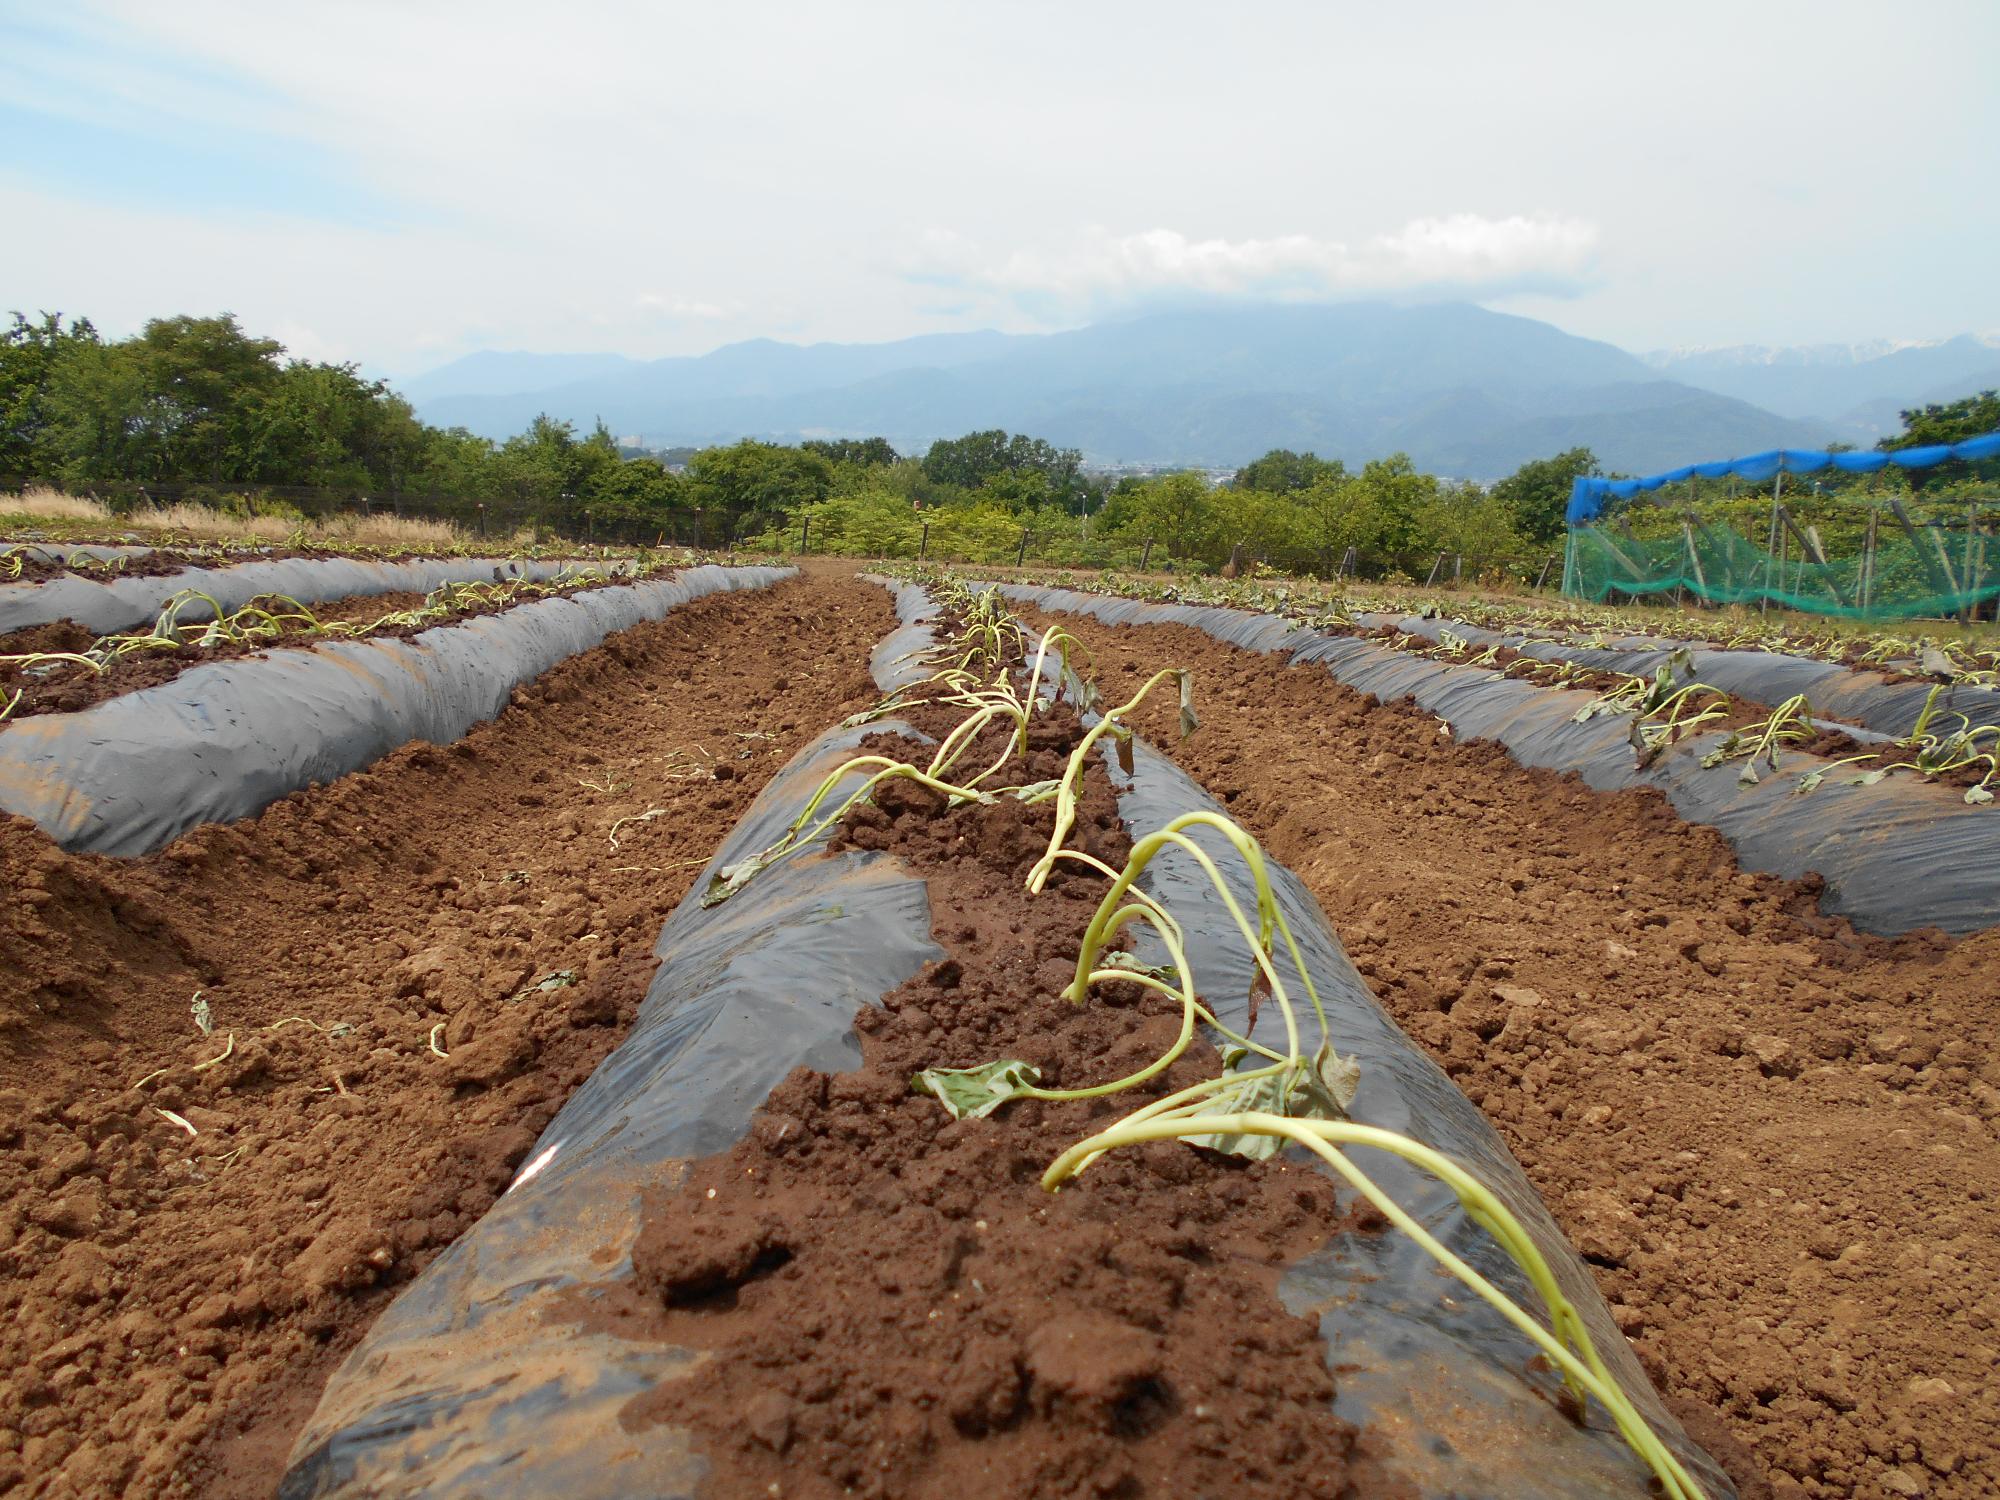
<box><xmin>1566</xmin><ymin>430</ymin><xmax>2000</xmax><ymax>525</ymax></box>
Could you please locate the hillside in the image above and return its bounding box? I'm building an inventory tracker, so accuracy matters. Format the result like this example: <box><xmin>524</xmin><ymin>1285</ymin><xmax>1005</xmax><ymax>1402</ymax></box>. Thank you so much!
<box><xmin>403</xmin><ymin>302</ymin><xmax>1844</xmax><ymax>476</ymax></box>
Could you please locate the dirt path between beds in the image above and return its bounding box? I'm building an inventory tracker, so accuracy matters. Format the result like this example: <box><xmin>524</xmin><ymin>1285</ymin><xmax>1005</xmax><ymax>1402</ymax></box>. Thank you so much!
<box><xmin>1021</xmin><ymin>603</ymin><xmax>2000</xmax><ymax>1500</ymax></box>
<box><xmin>0</xmin><ymin>563</ymin><xmax>893</xmax><ymax>1499</ymax></box>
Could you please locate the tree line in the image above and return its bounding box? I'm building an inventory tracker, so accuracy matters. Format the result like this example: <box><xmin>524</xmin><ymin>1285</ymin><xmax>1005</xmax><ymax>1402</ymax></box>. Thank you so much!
<box><xmin>12</xmin><ymin>308</ymin><xmax>1980</xmax><ymax>576</ymax></box>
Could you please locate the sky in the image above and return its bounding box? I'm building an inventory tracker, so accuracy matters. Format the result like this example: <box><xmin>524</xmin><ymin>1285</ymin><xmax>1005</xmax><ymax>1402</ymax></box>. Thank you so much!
<box><xmin>3</xmin><ymin>0</ymin><xmax>1997</xmax><ymax>380</ymax></box>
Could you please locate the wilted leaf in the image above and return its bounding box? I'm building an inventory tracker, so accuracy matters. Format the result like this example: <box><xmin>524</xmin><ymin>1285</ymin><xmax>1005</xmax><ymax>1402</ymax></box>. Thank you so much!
<box><xmin>1794</xmin><ymin>770</ymin><xmax>1825</xmax><ymax>794</ymax></box>
<box><xmin>1012</xmin><ymin>779</ymin><xmax>1061</xmax><ymax>801</ymax></box>
<box><xmin>1246</xmin><ymin>968</ymin><xmax>1271</xmax><ymax>1036</ymax></box>
<box><xmin>1100</xmin><ymin>950</ymin><xmax>1173</xmax><ymax>981</ymax></box>
<box><xmin>702</xmin><ymin>853</ymin><xmax>769</xmax><ymax>907</ymax></box>
<box><xmin>1300</xmin><ymin>1040</ymin><xmax>1360</xmax><ymax>1118</ymax></box>
<box><xmin>1114</xmin><ymin>729</ymin><xmax>1135</xmax><ymax>775</ymax></box>
<box><xmin>1178</xmin><ymin>672</ymin><xmax>1199</xmax><ymax>738</ymax></box>
<box><xmin>1737</xmin><ymin>761</ymin><xmax>1760</xmax><ymax>786</ymax></box>
<box><xmin>911</xmin><ymin>1058</ymin><xmax>1043</xmax><ymax>1120</ymax></box>
<box><xmin>1967</xmin><ymin>785</ymin><xmax>1994</xmax><ymax>806</ymax></box>
<box><xmin>190</xmin><ymin>992</ymin><xmax>213</xmax><ymax>1037</ymax></box>
<box><xmin>1919</xmin><ymin>646</ymin><xmax>1955</xmax><ymax>679</ymax></box>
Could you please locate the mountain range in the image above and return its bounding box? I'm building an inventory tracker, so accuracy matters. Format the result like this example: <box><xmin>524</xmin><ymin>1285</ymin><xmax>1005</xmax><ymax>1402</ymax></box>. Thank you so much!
<box><xmin>398</xmin><ymin>304</ymin><xmax>2000</xmax><ymax>478</ymax></box>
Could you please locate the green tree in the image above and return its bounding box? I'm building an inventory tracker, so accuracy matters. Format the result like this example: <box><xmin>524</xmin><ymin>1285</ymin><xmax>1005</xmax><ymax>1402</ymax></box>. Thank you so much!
<box><xmin>0</xmin><ymin>311</ymin><xmax>99</xmax><ymax>477</ymax></box>
<box><xmin>1883</xmin><ymin>390</ymin><xmax>2000</xmax><ymax>490</ymax></box>
<box><xmin>1235</xmin><ymin>449</ymin><xmax>1343</xmax><ymax>494</ymax></box>
<box><xmin>1130</xmin><ymin>471</ymin><xmax>1218</xmax><ymax>563</ymax></box>
<box><xmin>1289</xmin><ymin>472</ymin><xmax>1384</xmax><ymax>575</ymax></box>
<box><xmin>685</xmin><ymin>439</ymin><xmax>834</xmax><ymax>538</ymax></box>
<box><xmin>1489</xmin><ymin>447</ymin><xmax>1600</xmax><ymax>545</ymax></box>
<box><xmin>921</xmin><ymin>429</ymin><xmax>1084</xmax><ymax>505</ymax></box>
<box><xmin>802</xmin><ymin>436</ymin><xmax>898</xmax><ymax>467</ymax></box>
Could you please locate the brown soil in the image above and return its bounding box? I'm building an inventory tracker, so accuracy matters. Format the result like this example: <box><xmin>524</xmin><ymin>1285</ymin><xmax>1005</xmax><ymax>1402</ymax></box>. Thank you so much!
<box><xmin>610</xmin><ymin>705</ymin><xmax>1391</xmax><ymax>1499</ymax></box>
<box><xmin>0</xmin><ymin>574</ymin><xmax>663</xmax><ymax>721</ymax></box>
<box><xmin>1016</xmin><ymin>603</ymin><xmax>2000</xmax><ymax>1500</ymax></box>
<box><xmin>0</xmin><ymin>563</ymin><xmax>894</xmax><ymax>1499</ymax></box>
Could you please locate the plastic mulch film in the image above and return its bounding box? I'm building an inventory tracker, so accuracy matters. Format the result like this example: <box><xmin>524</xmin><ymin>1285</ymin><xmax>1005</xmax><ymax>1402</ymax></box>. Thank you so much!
<box><xmin>0</xmin><ymin>552</ymin><xmax>625</xmax><ymax>636</ymax></box>
<box><xmin>1002</xmin><ymin>586</ymin><xmax>2000</xmax><ymax>937</ymax></box>
<box><xmin>277</xmin><ymin>722</ymin><xmax>945</xmax><ymax>1499</ymax></box>
<box><xmin>279</xmin><ymin>591</ymin><xmax>1725</xmax><ymax>1497</ymax></box>
<box><xmin>1374</xmin><ymin>610</ymin><xmax>2000</xmax><ymax>743</ymax></box>
<box><xmin>0</xmin><ymin>565</ymin><xmax>792</xmax><ymax>857</ymax></box>
<box><xmin>1108</xmin><ymin>736</ymin><xmax>1730</xmax><ymax>1499</ymax></box>
<box><xmin>862</xmin><ymin>573</ymin><xmax>944</xmax><ymax>692</ymax></box>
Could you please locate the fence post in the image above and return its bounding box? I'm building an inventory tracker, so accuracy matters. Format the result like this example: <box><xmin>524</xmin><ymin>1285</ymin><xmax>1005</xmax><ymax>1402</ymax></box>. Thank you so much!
<box><xmin>1424</xmin><ymin>552</ymin><xmax>1445</xmax><ymax>586</ymax></box>
<box><xmin>800</xmin><ymin>515</ymin><xmax>810</xmax><ymax>554</ymax></box>
<box><xmin>1017</xmin><ymin>528</ymin><xmax>1030</xmax><ymax>567</ymax></box>
<box><xmin>1452</xmin><ymin>553</ymin><xmax>1463</xmax><ymax>584</ymax></box>
<box><xmin>476</xmin><ymin>503</ymin><xmax>486</xmax><ymax>540</ymax></box>
<box><xmin>1534</xmin><ymin>555</ymin><xmax>1555</xmax><ymax>590</ymax></box>
<box><xmin>1140</xmin><ymin>537</ymin><xmax>1154</xmax><ymax>570</ymax></box>
<box><xmin>918</xmin><ymin>521</ymin><xmax>929</xmax><ymax>562</ymax></box>
<box><xmin>584</xmin><ymin>509</ymin><xmax>593</xmax><ymax>543</ymax></box>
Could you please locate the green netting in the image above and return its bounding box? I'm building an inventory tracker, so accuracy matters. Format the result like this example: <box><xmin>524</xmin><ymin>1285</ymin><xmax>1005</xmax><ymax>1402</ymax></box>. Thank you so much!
<box><xmin>1564</xmin><ymin>514</ymin><xmax>1999</xmax><ymax>621</ymax></box>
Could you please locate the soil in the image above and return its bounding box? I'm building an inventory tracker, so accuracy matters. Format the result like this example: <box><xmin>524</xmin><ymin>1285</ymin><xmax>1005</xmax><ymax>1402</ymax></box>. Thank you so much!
<box><xmin>1018</xmin><ymin>601</ymin><xmax>2000</xmax><ymax>1500</ymax></box>
<box><xmin>0</xmin><ymin>563</ymin><xmax>895</xmax><ymax>1499</ymax></box>
<box><xmin>607</xmin><ymin>703</ymin><xmax>1392</xmax><ymax>1499</ymax></box>
<box><xmin>0</xmin><ymin>572</ymin><xmax>671</xmax><ymax>721</ymax></box>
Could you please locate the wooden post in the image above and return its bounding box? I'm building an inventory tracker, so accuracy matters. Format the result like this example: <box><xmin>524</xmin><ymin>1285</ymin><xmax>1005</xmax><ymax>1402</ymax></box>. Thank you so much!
<box><xmin>918</xmin><ymin>521</ymin><xmax>929</xmax><ymax>562</ymax></box>
<box><xmin>584</xmin><ymin>509</ymin><xmax>593</xmax><ymax>543</ymax></box>
<box><xmin>799</xmin><ymin>515</ymin><xmax>810</xmax><ymax>553</ymax></box>
<box><xmin>1424</xmin><ymin>551</ymin><xmax>1446</xmax><ymax>586</ymax></box>
<box><xmin>1963</xmin><ymin>504</ymin><xmax>1978</xmax><ymax>624</ymax></box>
<box><xmin>1140</xmin><ymin>537</ymin><xmax>1154</xmax><ymax>570</ymax></box>
<box><xmin>1340</xmin><ymin>545</ymin><xmax>1357</xmax><ymax>580</ymax></box>
<box><xmin>1016</xmin><ymin>528</ymin><xmax>1030</xmax><ymax>567</ymax></box>
<box><xmin>477</xmin><ymin>502</ymin><xmax>487</xmax><ymax>540</ymax></box>
<box><xmin>1452</xmin><ymin>553</ymin><xmax>1463</xmax><ymax>584</ymax></box>
<box><xmin>1774</xmin><ymin>505</ymin><xmax>1852</xmax><ymax>608</ymax></box>
<box><xmin>1534</xmin><ymin>554</ymin><xmax>1555</xmax><ymax>590</ymax></box>
<box><xmin>1887</xmin><ymin>498</ymin><xmax>1956</xmax><ymax>605</ymax></box>
<box><xmin>1682</xmin><ymin>519</ymin><xmax>1708</xmax><ymax>596</ymax></box>
<box><xmin>1860</xmin><ymin>508</ymin><xmax>1878</xmax><ymax>612</ymax></box>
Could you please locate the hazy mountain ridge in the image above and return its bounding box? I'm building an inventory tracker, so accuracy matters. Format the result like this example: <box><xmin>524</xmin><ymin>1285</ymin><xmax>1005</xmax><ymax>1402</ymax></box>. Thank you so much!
<box><xmin>398</xmin><ymin>302</ymin><xmax>1996</xmax><ymax>477</ymax></box>
<box><xmin>1643</xmin><ymin>334</ymin><xmax>2000</xmax><ymax>427</ymax></box>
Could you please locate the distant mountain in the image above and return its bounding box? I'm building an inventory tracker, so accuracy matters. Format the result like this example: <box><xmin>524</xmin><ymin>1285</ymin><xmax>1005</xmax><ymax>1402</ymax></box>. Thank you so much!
<box><xmin>399</xmin><ymin>302</ymin><xmax>1851</xmax><ymax>476</ymax></box>
<box><xmin>1644</xmin><ymin>334</ymin><xmax>2000</xmax><ymax>431</ymax></box>
<box><xmin>398</xmin><ymin>351</ymin><xmax>641</xmax><ymax>401</ymax></box>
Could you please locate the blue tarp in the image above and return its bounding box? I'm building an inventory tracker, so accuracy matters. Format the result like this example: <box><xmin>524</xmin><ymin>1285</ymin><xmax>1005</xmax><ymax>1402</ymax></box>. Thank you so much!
<box><xmin>1566</xmin><ymin>430</ymin><xmax>2000</xmax><ymax>525</ymax></box>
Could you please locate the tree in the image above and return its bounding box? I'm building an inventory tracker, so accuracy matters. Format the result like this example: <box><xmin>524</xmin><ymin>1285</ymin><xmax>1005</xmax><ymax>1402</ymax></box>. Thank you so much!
<box><xmin>685</xmin><ymin>439</ymin><xmax>834</xmax><ymax>537</ymax></box>
<box><xmin>1289</xmin><ymin>472</ymin><xmax>1384</xmax><ymax>575</ymax></box>
<box><xmin>0</xmin><ymin>311</ymin><xmax>99</xmax><ymax>478</ymax></box>
<box><xmin>1235</xmin><ymin>449</ymin><xmax>1343</xmax><ymax>494</ymax></box>
<box><xmin>921</xmin><ymin>429</ymin><xmax>1084</xmax><ymax>506</ymax></box>
<box><xmin>1130</xmin><ymin>471</ymin><xmax>1218</xmax><ymax>563</ymax></box>
<box><xmin>1489</xmin><ymin>447</ymin><xmax>1599</xmax><ymax>546</ymax></box>
<box><xmin>802</xmin><ymin>436</ymin><xmax>898</xmax><ymax>467</ymax></box>
<box><xmin>1883</xmin><ymin>391</ymin><xmax>2000</xmax><ymax>490</ymax></box>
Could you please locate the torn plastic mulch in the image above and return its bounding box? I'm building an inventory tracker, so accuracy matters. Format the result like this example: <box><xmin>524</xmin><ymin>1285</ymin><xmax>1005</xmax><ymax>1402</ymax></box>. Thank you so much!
<box><xmin>1002</xmin><ymin>585</ymin><xmax>2000</xmax><ymax>938</ymax></box>
<box><xmin>0</xmin><ymin>550</ymin><xmax>628</xmax><ymax>636</ymax></box>
<box><xmin>0</xmin><ymin>565</ymin><xmax>792</xmax><ymax>857</ymax></box>
<box><xmin>277</xmin><ymin>593</ymin><xmax>1729</xmax><ymax>1500</ymax></box>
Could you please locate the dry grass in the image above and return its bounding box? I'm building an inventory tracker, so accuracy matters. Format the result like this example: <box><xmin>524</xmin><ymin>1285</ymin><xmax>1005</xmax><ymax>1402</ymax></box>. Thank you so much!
<box><xmin>2</xmin><ymin>488</ymin><xmax>469</xmax><ymax>549</ymax></box>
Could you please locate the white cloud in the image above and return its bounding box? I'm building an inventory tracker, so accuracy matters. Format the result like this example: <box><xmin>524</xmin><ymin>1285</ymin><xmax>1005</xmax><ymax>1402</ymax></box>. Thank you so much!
<box><xmin>636</xmin><ymin>294</ymin><xmax>738</xmax><ymax>321</ymax></box>
<box><xmin>912</xmin><ymin>217</ymin><xmax>1600</xmax><ymax>320</ymax></box>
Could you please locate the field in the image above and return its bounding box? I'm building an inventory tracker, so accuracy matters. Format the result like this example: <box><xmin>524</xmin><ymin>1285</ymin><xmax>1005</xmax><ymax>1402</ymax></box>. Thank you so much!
<box><xmin>0</xmin><ymin>546</ymin><xmax>1994</xmax><ymax>1499</ymax></box>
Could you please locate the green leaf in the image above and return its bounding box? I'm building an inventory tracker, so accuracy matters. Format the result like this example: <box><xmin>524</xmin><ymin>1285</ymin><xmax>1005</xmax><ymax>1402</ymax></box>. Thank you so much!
<box><xmin>1795</xmin><ymin>770</ymin><xmax>1825</xmax><ymax>794</ymax></box>
<box><xmin>1012</xmin><ymin>779</ymin><xmax>1061</xmax><ymax>801</ymax></box>
<box><xmin>701</xmin><ymin>853</ymin><xmax>770</xmax><ymax>907</ymax></box>
<box><xmin>1100</xmin><ymin>949</ymin><xmax>1172</xmax><ymax>981</ymax></box>
<box><xmin>911</xmin><ymin>1058</ymin><xmax>1043</xmax><ymax>1120</ymax></box>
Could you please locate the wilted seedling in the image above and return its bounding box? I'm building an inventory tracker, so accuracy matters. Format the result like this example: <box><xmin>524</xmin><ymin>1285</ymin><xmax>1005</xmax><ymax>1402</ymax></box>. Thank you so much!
<box><xmin>1698</xmin><ymin>694</ymin><xmax>1815</xmax><ymax>785</ymax></box>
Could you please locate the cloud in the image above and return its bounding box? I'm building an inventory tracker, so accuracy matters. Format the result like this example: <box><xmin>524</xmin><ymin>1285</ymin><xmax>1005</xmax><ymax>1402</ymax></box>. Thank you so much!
<box><xmin>907</xmin><ymin>216</ymin><xmax>1600</xmax><ymax>321</ymax></box>
<box><xmin>636</xmin><ymin>294</ymin><xmax>737</xmax><ymax>321</ymax></box>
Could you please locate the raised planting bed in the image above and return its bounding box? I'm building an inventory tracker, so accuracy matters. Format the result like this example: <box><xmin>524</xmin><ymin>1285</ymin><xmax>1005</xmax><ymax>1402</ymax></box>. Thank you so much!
<box><xmin>0</xmin><ymin>565</ymin><xmax>793</xmax><ymax>856</ymax></box>
<box><xmin>278</xmin><ymin>582</ymin><xmax>1729</xmax><ymax>1499</ymax></box>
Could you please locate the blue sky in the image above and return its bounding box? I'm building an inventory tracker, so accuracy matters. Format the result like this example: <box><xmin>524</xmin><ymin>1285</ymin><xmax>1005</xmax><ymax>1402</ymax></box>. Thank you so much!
<box><xmin>4</xmin><ymin>0</ymin><xmax>1997</xmax><ymax>379</ymax></box>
